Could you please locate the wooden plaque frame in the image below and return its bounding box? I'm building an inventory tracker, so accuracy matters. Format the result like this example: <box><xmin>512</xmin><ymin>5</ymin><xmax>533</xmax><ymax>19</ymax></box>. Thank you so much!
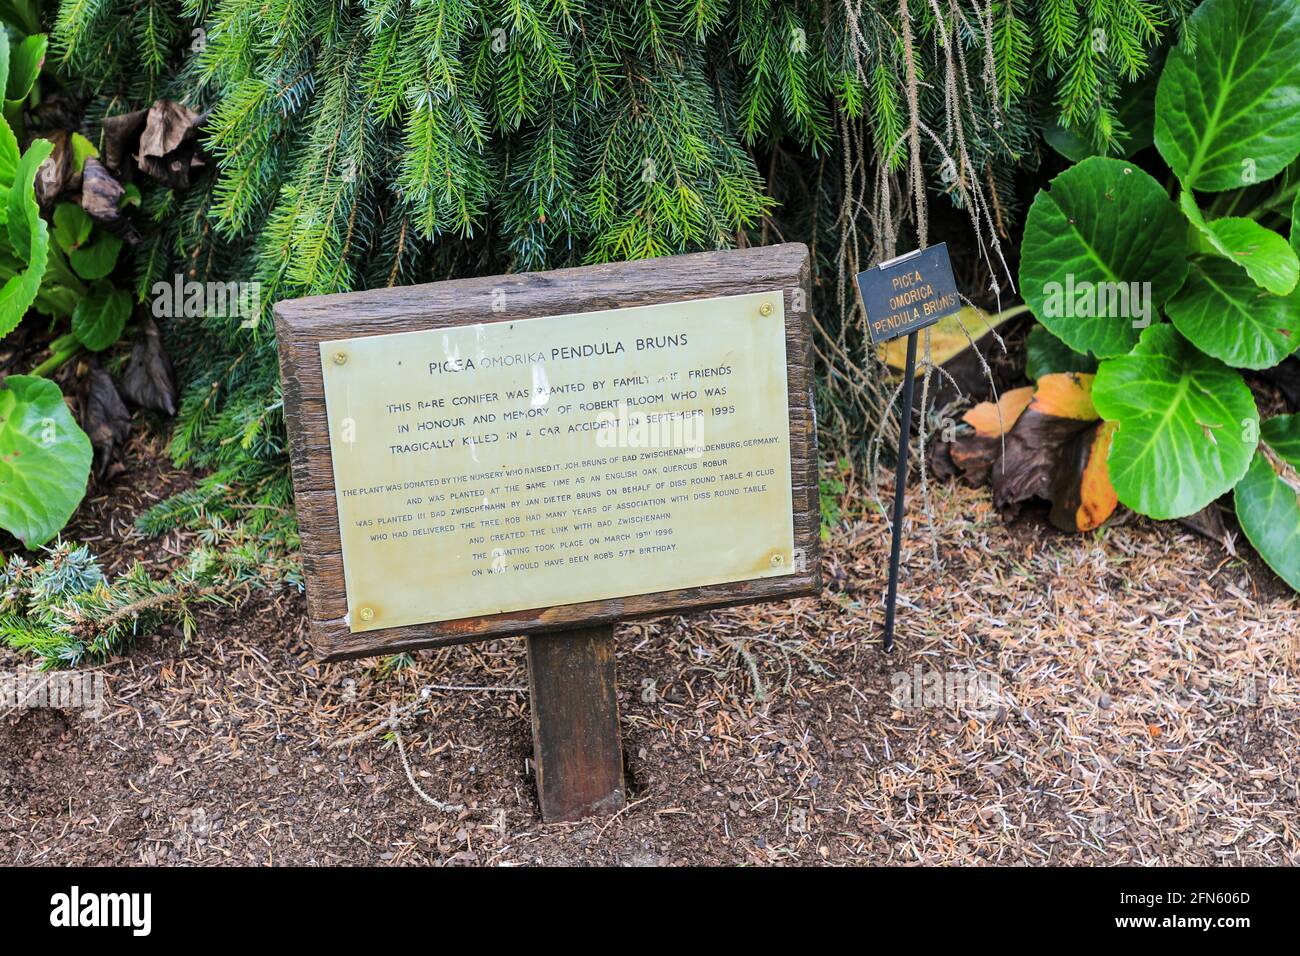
<box><xmin>275</xmin><ymin>243</ymin><xmax>820</xmax><ymax>662</ymax></box>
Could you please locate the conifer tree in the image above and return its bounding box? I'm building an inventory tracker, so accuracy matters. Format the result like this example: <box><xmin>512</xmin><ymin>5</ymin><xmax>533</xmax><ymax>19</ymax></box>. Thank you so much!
<box><xmin>49</xmin><ymin>0</ymin><xmax>1188</xmax><ymax>526</ymax></box>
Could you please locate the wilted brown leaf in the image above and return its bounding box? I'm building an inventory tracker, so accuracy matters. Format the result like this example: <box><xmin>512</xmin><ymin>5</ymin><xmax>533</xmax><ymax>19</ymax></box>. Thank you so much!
<box><xmin>1046</xmin><ymin>420</ymin><xmax>1118</xmax><ymax>532</ymax></box>
<box><xmin>34</xmin><ymin>131</ymin><xmax>70</xmax><ymax>205</ymax></box>
<box><xmin>100</xmin><ymin>109</ymin><xmax>148</xmax><ymax>174</ymax></box>
<box><xmin>121</xmin><ymin>317</ymin><xmax>177</xmax><ymax>416</ymax></box>
<box><xmin>940</xmin><ymin>373</ymin><xmax>1119</xmax><ymax>533</ymax></box>
<box><xmin>27</xmin><ymin>91</ymin><xmax>83</xmax><ymax>134</ymax></box>
<box><xmin>81</xmin><ymin>157</ymin><xmax>124</xmax><ymax>223</ymax></box>
<box><xmin>934</xmin><ymin>386</ymin><xmax>1034</xmax><ymax>485</ymax></box>
<box><xmin>136</xmin><ymin>101</ymin><xmax>206</xmax><ymax>188</ymax></box>
<box><xmin>83</xmin><ymin>367</ymin><xmax>132</xmax><ymax>480</ymax></box>
<box><xmin>140</xmin><ymin>101</ymin><xmax>200</xmax><ymax>158</ymax></box>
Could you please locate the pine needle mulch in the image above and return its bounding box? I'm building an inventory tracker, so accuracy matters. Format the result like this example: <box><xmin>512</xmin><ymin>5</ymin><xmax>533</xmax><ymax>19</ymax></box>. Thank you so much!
<box><xmin>3</xmin><ymin>477</ymin><xmax>1297</xmax><ymax>866</ymax></box>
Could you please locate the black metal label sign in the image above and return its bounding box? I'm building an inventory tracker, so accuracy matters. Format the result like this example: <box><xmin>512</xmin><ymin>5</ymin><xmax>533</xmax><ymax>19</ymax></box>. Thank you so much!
<box><xmin>857</xmin><ymin>243</ymin><xmax>961</xmax><ymax>345</ymax></box>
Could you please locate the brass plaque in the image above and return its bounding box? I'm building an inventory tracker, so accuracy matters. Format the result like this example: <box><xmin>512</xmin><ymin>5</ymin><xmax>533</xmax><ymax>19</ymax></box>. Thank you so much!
<box><xmin>319</xmin><ymin>291</ymin><xmax>795</xmax><ymax>633</ymax></box>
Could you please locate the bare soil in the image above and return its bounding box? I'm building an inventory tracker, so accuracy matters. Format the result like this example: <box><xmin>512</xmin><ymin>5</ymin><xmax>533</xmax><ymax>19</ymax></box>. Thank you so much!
<box><xmin>2</xmin><ymin>442</ymin><xmax>1297</xmax><ymax>865</ymax></box>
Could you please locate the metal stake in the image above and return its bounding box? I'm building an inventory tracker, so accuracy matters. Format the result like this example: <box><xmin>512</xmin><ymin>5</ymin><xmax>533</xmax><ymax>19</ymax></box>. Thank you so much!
<box><xmin>882</xmin><ymin>330</ymin><xmax>918</xmax><ymax>653</ymax></box>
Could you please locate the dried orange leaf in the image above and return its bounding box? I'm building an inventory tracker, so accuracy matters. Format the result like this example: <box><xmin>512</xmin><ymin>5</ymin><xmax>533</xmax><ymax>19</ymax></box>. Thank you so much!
<box><xmin>1051</xmin><ymin>420</ymin><xmax>1119</xmax><ymax>532</ymax></box>
<box><xmin>963</xmin><ymin>386</ymin><xmax>1034</xmax><ymax>437</ymax></box>
<box><xmin>1029</xmin><ymin>372</ymin><xmax>1098</xmax><ymax>420</ymax></box>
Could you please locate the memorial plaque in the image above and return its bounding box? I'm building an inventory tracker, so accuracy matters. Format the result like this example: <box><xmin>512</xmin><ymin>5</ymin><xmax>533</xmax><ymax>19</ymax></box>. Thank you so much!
<box><xmin>319</xmin><ymin>292</ymin><xmax>794</xmax><ymax>633</ymax></box>
<box><xmin>276</xmin><ymin>244</ymin><xmax>819</xmax><ymax>660</ymax></box>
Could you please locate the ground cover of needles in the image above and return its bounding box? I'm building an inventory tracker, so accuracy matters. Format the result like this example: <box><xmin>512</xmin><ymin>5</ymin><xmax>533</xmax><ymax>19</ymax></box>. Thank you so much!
<box><xmin>3</xmin><ymin>436</ymin><xmax>1296</xmax><ymax>865</ymax></box>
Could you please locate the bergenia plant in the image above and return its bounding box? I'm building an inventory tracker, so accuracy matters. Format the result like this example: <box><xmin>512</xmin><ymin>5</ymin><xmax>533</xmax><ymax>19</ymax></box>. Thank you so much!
<box><xmin>1019</xmin><ymin>0</ymin><xmax>1300</xmax><ymax>591</ymax></box>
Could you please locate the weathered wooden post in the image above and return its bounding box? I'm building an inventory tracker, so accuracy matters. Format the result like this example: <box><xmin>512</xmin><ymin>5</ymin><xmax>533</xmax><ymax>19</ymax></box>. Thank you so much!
<box><xmin>526</xmin><ymin>626</ymin><xmax>624</xmax><ymax>820</ymax></box>
<box><xmin>275</xmin><ymin>244</ymin><xmax>820</xmax><ymax>822</ymax></box>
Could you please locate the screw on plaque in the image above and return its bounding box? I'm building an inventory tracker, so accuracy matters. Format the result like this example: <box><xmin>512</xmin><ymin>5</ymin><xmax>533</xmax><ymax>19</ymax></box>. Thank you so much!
<box><xmin>770</xmin><ymin>553</ymin><xmax>784</xmax><ymax>567</ymax></box>
<box><xmin>333</xmin><ymin>350</ymin><xmax>348</xmax><ymax>365</ymax></box>
<box><xmin>759</xmin><ymin>302</ymin><xmax>774</xmax><ymax>317</ymax></box>
<box><xmin>359</xmin><ymin>607</ymin><xmax>375</xmax><ymax>622</ymax></box>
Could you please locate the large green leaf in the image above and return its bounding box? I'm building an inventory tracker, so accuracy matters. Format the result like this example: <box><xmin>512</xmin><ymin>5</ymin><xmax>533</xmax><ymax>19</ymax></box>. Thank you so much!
<box><xmin>1019</xmin><ymin>157</ymin><xmax>1188</xmax><ymax>358</ymax></box>
<box><xmin>72</xmin><ymin>285</ymin><xmax>131</xmax><ymax>351</ymax></box>
<box><xmin>0</xmin><ymin>138</ymin><xmax>53</xmax><ymax>339</ymax></box>
<box><xmin>1292</xmin><ymin>188</ymin><xmax>1299</xmax><ymax>258</ymax></box>
<box><xmin>0</xmin><ymin>375</ymin><xmax>91</xmax><ymax>547</ymax></box>
<box><xmin>68</xmin><ymin>234</ymin><xmax>122</xmax><ymax>280</ymax></box>
<box><xmin>1178</xmin><ymin>192</ymin><xmax>1299</xmax><ymax>295</ymax></box>
<box><xmin>69</xmin><ymin>132</ymin><xmax>98</xmax><ymax>174</ymax></box>
<box><xmin>0</xmin><ymin>31</ymin><xmax>9</xmax><ymax>101</ymax></box>
<box><xmin>1234</xmin><ymin>415</ymin><xmax>1300</xmax><ymax>592</ymax></box>
<box><xmin>27</xmin><ymin>244</ymin><xmax>80</xmax><ymax>318</ymax></box>
<box><xmin>0</xmin><ymin>31</ymin><xmax>11</xmax><ymax>188</ymax></box>
<box><xmin>1093</xmin><ymin>324</ymin><xmax>1257</xmax><ymax>519</ymax></box>
<box><xmin>4</xmin><ymin>33</ymin><xmax>46</xmax><ymax>103</ymax></box>
<box><xmin>1025</xmin><ymin>323</ymin><xmax>1097</xmax><ymax>381</ymax></box>
<box><xmin>0</xmin><ymin>114</ymin><xmax>18</xmax><ymax>193</ymax></box>
<box><xmin>1198</xmin><ymin>219</ymin><xmax>1298</xmax><ymax>294</ymax></box>
<box><xmin>1154</xmin><ymin>0</ymin><xmax>1300</xmax><ymax>192</ymax></box>
<box><xmin>6</xmin><ymin>136</ymin><xmax>51</xmax><ymax>261</ymax></box>
<box><xmin>1165</xmin><ymin>258</ymin><xmax>1300</xmax><ymax>369</ymax></box>
<box><xmin>52</xmin><ymin>202</ymin><xmax>92</xmax><ymax>253</ymax></box>
<box><xmin>0</xmin><ymin>1</ymin><xmax>41</xmax><ymax>34</ymax></box>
